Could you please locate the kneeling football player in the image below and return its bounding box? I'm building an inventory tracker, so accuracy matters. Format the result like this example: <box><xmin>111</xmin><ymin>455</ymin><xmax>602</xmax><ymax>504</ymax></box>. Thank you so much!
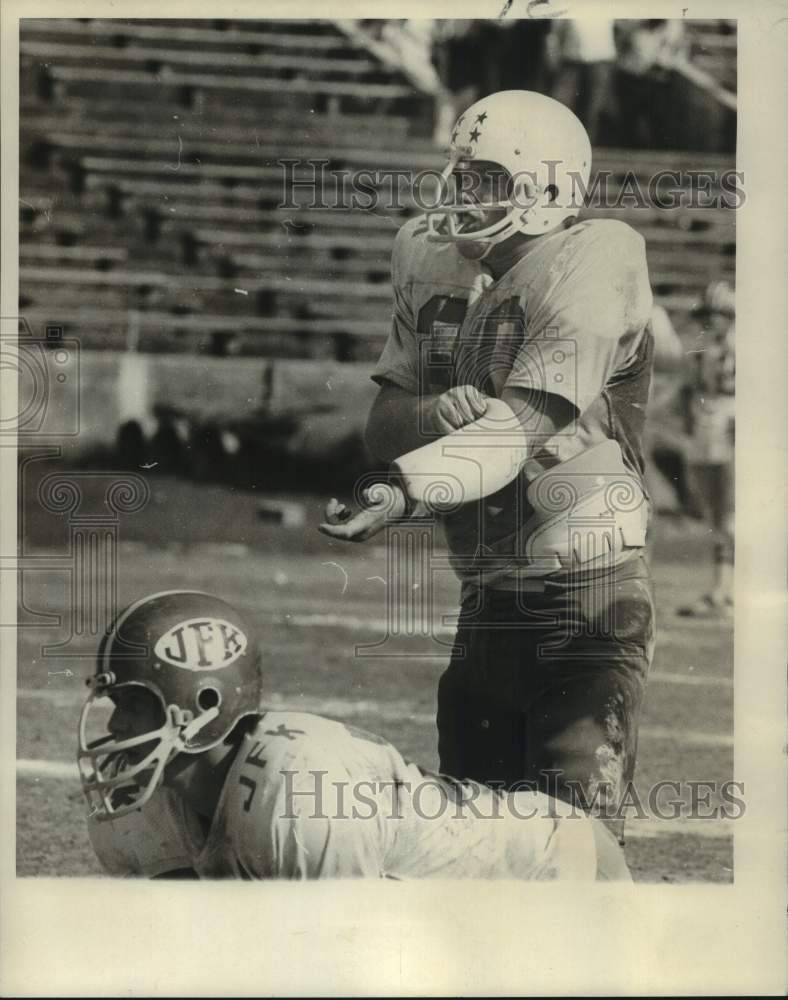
<box><xmin>79</xmin><ymin>590</ymin><xmax>630</xmax><ymax>881</ymax></box>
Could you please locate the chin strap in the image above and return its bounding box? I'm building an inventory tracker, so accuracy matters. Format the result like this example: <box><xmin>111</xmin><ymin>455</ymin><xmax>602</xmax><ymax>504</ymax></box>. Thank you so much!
<box><xmin>172</xmin><ymin>704</ymin><xmax>221</xmax><ymax>749</ymax></box>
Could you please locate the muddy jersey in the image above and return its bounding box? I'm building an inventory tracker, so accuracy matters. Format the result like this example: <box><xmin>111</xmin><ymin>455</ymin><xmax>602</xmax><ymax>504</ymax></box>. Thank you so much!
<box><xmin>372</xmin><ymin>216</ymin><xmax>655</xmax><ymax>586</ymax></box>
<box><xmin>88</xmin><ymin>711</ymin><xmax>597</xmax><ymax>881</ymax></box>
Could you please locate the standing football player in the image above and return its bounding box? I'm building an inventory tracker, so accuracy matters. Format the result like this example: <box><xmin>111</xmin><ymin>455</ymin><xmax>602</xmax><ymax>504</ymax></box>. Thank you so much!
<box><xmin>79</xmin><ymin>591</ymin><xmax>630</xmax><ymax>881</ymax></box>
<box><xmin>678</xmin><ymin>280</ymin><xmax>735</xmax><ymax>617</ymax></box>
<box><xmin>320</xmin><ymin>91</ymin><xmax>656</xmax><ymax>843</ymax></box>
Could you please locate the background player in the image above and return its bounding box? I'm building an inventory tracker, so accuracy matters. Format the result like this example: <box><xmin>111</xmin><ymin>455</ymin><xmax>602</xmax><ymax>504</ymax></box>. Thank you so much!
<box><xmin>321</xmin><ymin>90</ymin><xmax>656</xmax><ymax>843</ymax></box>
<box><xmin>678</xmin><ymin>280</ymin><xmax>735</xmax><ymax>617</ymax></box>
<box><xmin>79</xmin><ymin>590</ymin><xmax>630</xmax><ymax>881</ymax></box>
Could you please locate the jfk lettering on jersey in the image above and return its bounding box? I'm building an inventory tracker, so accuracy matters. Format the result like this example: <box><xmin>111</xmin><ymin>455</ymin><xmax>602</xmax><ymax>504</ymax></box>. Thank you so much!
<box><xmin>154</xmin><ymin>618</ymin><xmax>247</xmax><ymax>669</ymax></box>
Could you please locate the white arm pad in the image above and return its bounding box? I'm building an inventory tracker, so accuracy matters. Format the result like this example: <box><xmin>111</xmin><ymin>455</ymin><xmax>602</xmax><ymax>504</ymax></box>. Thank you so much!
<box><xmin>391</xmin><ymin>398</ymin><xmax>528</xmax><ymax>512</ymax></box>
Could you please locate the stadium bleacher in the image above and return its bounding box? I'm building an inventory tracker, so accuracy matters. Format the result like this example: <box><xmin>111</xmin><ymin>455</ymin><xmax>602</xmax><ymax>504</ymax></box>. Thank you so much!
<box><xmin>686</xmin><ymin>18</ymin><xmax>737</xmax><ymax>91</ymax></box>
<box><xmin>19</xmin><ymin>17</ymin><xmax>736</xmax><ymax>363</ymax></box>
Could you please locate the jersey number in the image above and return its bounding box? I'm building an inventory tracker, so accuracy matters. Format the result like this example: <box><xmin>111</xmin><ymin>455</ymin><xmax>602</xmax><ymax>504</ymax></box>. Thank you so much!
<box><xmin>418</xmin><ymin>295</ymin><xmax>526</xmax><ymax>396</ymax></box>
<box><xmin>417</xmin><ymin>295</ymin><xmax>468</xmax><ymax>393</ymax></box>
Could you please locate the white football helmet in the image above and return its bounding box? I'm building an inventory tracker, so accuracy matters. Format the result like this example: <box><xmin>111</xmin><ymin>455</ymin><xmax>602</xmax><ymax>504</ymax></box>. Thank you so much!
<box><xmin>426</xmin><ymin>90</ymin><xmax>592</xmax><ymax>256</ymax></box>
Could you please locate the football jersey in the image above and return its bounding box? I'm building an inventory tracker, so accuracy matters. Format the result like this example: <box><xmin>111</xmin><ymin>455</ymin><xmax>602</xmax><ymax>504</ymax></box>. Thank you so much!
<box><xmin>88</xmin><ymin>711</ymin><xmax>598</xmax><ymax>881</ymax></box>
<box><xmin>372</xmin><ymin>216</ymin><xmax>655</xmax><ymax>587</ymax></box>
<box><xmin>687</xmin><ymin>321</ymin><xmax>735</xmax><ymax>464</ymax></box>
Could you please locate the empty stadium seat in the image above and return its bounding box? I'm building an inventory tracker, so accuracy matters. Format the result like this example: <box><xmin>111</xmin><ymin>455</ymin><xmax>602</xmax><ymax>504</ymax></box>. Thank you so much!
<box><xmin>19</xmin><ymin>17</ymin><xmax>736</xmax><ymax>361</ymax></box>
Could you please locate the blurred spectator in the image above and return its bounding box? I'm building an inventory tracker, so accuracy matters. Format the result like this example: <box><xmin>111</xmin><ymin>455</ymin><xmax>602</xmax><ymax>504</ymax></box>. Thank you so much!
<box><xmin>432</xmin><ymin>19</ymin><xmax>552</xmax><ymax>144</ymax></box>
<box><xmin>477</xmin><ymin>19</ymin><xmax>552</xmax><ymax>94</ymax></box>
<box><xmin>616</xmin><ymin>18</ymin><xmax>687</xmax><ymax>76</ymax></box>
<box><xmin>356</xmin><ymin>19</ymin><xmax>442</xmax><ymax>95</ymax></box>
<box><xmin>358</xmin><ymin>19</ymin><xmax>386</xmax><ymax>41</ymax></box>
<box><xmin>677</xmin><ymin>280</ymin><xmax>735</xmax><ymax>617</ymax></box>
<box><xmin>548</xmin><ymin>20</ymin><xmax>617</xmax><ymax>143</ymax></box>
<box><xmin>613</xmin><ymin>19</ymin><xmax>689</xmax><ymax>148</ymax></box>
<box><xmin>369</xmin><ymin>17</ymin><xmax>733</xmax><ymax>151</ymax></box>
<box><xmin>431</xmin><ymin>20</ymin><xmax>478</xmax><ymax>95</ymax></box>
<box><xmin>380</xmin><ymin>19</ymin><xmax>441</xmax><ymax>93</ymax></box>
<box><xmin>431</xmin><ymin>20</ymin><xmax>480</xmax><ymax>144</ymax></box>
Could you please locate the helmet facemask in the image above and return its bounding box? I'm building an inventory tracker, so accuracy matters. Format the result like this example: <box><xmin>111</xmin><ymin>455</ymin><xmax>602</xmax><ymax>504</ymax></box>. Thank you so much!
<box><xmin>77</xmin><ymin>676</ymin><xmax>220</xmax><ymax>822</ymax></box>
<box><xmin>426</xmin><ymin>151</ymin><xmax>553</xmax><ymax>257</ymax></box>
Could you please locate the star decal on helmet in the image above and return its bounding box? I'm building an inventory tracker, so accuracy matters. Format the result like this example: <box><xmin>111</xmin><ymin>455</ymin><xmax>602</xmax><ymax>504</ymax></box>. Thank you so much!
<box><xmin>469</xmin><ymin>127</ymin><xmax>482</xmax><ymax>142</ymax></box>
<box><xmin>475</xmin><ymin>112</ymin><xmax>488</xmax><ymax>124</ymax></box>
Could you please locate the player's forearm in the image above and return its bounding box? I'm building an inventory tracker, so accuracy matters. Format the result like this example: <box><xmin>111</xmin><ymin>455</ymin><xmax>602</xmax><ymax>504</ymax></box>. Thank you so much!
<box><xmin>322</xmin><ymin>392</ymin><xmax>571</xmax><ymax>541</ymax></box>
<box><xmin>365</xmin><ymin>385</ymin><xmax>441</xmax><ymax>463</ymax></box>
<box><xmin>499</xmin><ymin>386</ymin><xmax>575</xmax><ymax>445</ymax></box>
<box><xmin>391</xmin><ymin>398</ymin><xmax>528</xmax><ymax>509</ymax></box>
<box><xmin>390</xmin><ymin>390</ymin><xmax>575</xmax><ymax>512</ymax></box>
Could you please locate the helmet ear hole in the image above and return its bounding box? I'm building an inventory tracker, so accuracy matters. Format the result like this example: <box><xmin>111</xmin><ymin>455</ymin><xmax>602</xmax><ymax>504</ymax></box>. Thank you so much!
<box><xmin>197</xmin><ymin>687</ymin><xmax>222</xmax><ymax>711</ymax></box>
<box><xmin>545</xmin><ymin>184</ymin><xmax>559</xmax><ymax>203</ymax></box>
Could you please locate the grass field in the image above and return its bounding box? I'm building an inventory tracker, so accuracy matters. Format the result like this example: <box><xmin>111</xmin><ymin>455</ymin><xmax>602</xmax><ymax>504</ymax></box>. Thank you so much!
<box><xmin>16</xmin><ymin>469</ymin><xmax>734</xmax><ymax>882</ymax></box>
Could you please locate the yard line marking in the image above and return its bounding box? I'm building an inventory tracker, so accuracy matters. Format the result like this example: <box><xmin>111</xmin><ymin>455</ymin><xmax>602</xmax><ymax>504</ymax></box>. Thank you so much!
<box><xmin>17</xmin><ymin>758</ymin><xmax>77</xmax><ymax>780</ymax></box>
<box><xmin>664</xmin><ymin>615</ymin><xmax>734</xmax><ymax>631</ymax></box>
<box><xmin>14</xmin><ymin>759</ymin><xmax>734</xmax><ymax>839</ymax></box>
<box><xmin>638</xmin><ymin>726</ymin><xmax>733</xmax><ymax>749</ymax></box>
<box><xmin>265</xmin><ymin>693</ymin><xmax>435</xmax><ymax>723</ymax></box>
<box><xmin>17</xmin><ymin>688</ymin><xmax>86</xmax><ymax>705</ymax></box>
<box><xmin>273</xmin><ymin>611</ymin><xmax>438</xmax><ymax>632</ymax></box>
<box><xmin>15</xmin><ymin>689</ymin><xmax>733</xmax><ymax>748</ymax></box>
<box><xmin>15</xmin><ymin>663</ymin><xmax>733</xmax><ymax>692</ymax></box>
<box><xmin>624</xmin><ymin>816</ymin><xmax>733</xmax><ymax>840</ymax></box>
<box><xmin>649</xmin><ymin>672</ymin><xmax>732</xmax><ymax>688</ymax></box>
<box><xmin>267</xmin><ymin>612</ymin><xmax>732</xmax><ymax>688</ymax></box>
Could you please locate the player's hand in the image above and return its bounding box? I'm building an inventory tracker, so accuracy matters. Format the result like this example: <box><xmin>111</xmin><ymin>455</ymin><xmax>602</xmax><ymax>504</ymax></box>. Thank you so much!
<box><xmin>318</xmin><ymin>483</ymin><xmax>407</xmax><ymax>542</ymax></box>
<box><xmin>430</xmin><ymin>385</ymin><xmax>488</xmax><ymax>435</ymax></box>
